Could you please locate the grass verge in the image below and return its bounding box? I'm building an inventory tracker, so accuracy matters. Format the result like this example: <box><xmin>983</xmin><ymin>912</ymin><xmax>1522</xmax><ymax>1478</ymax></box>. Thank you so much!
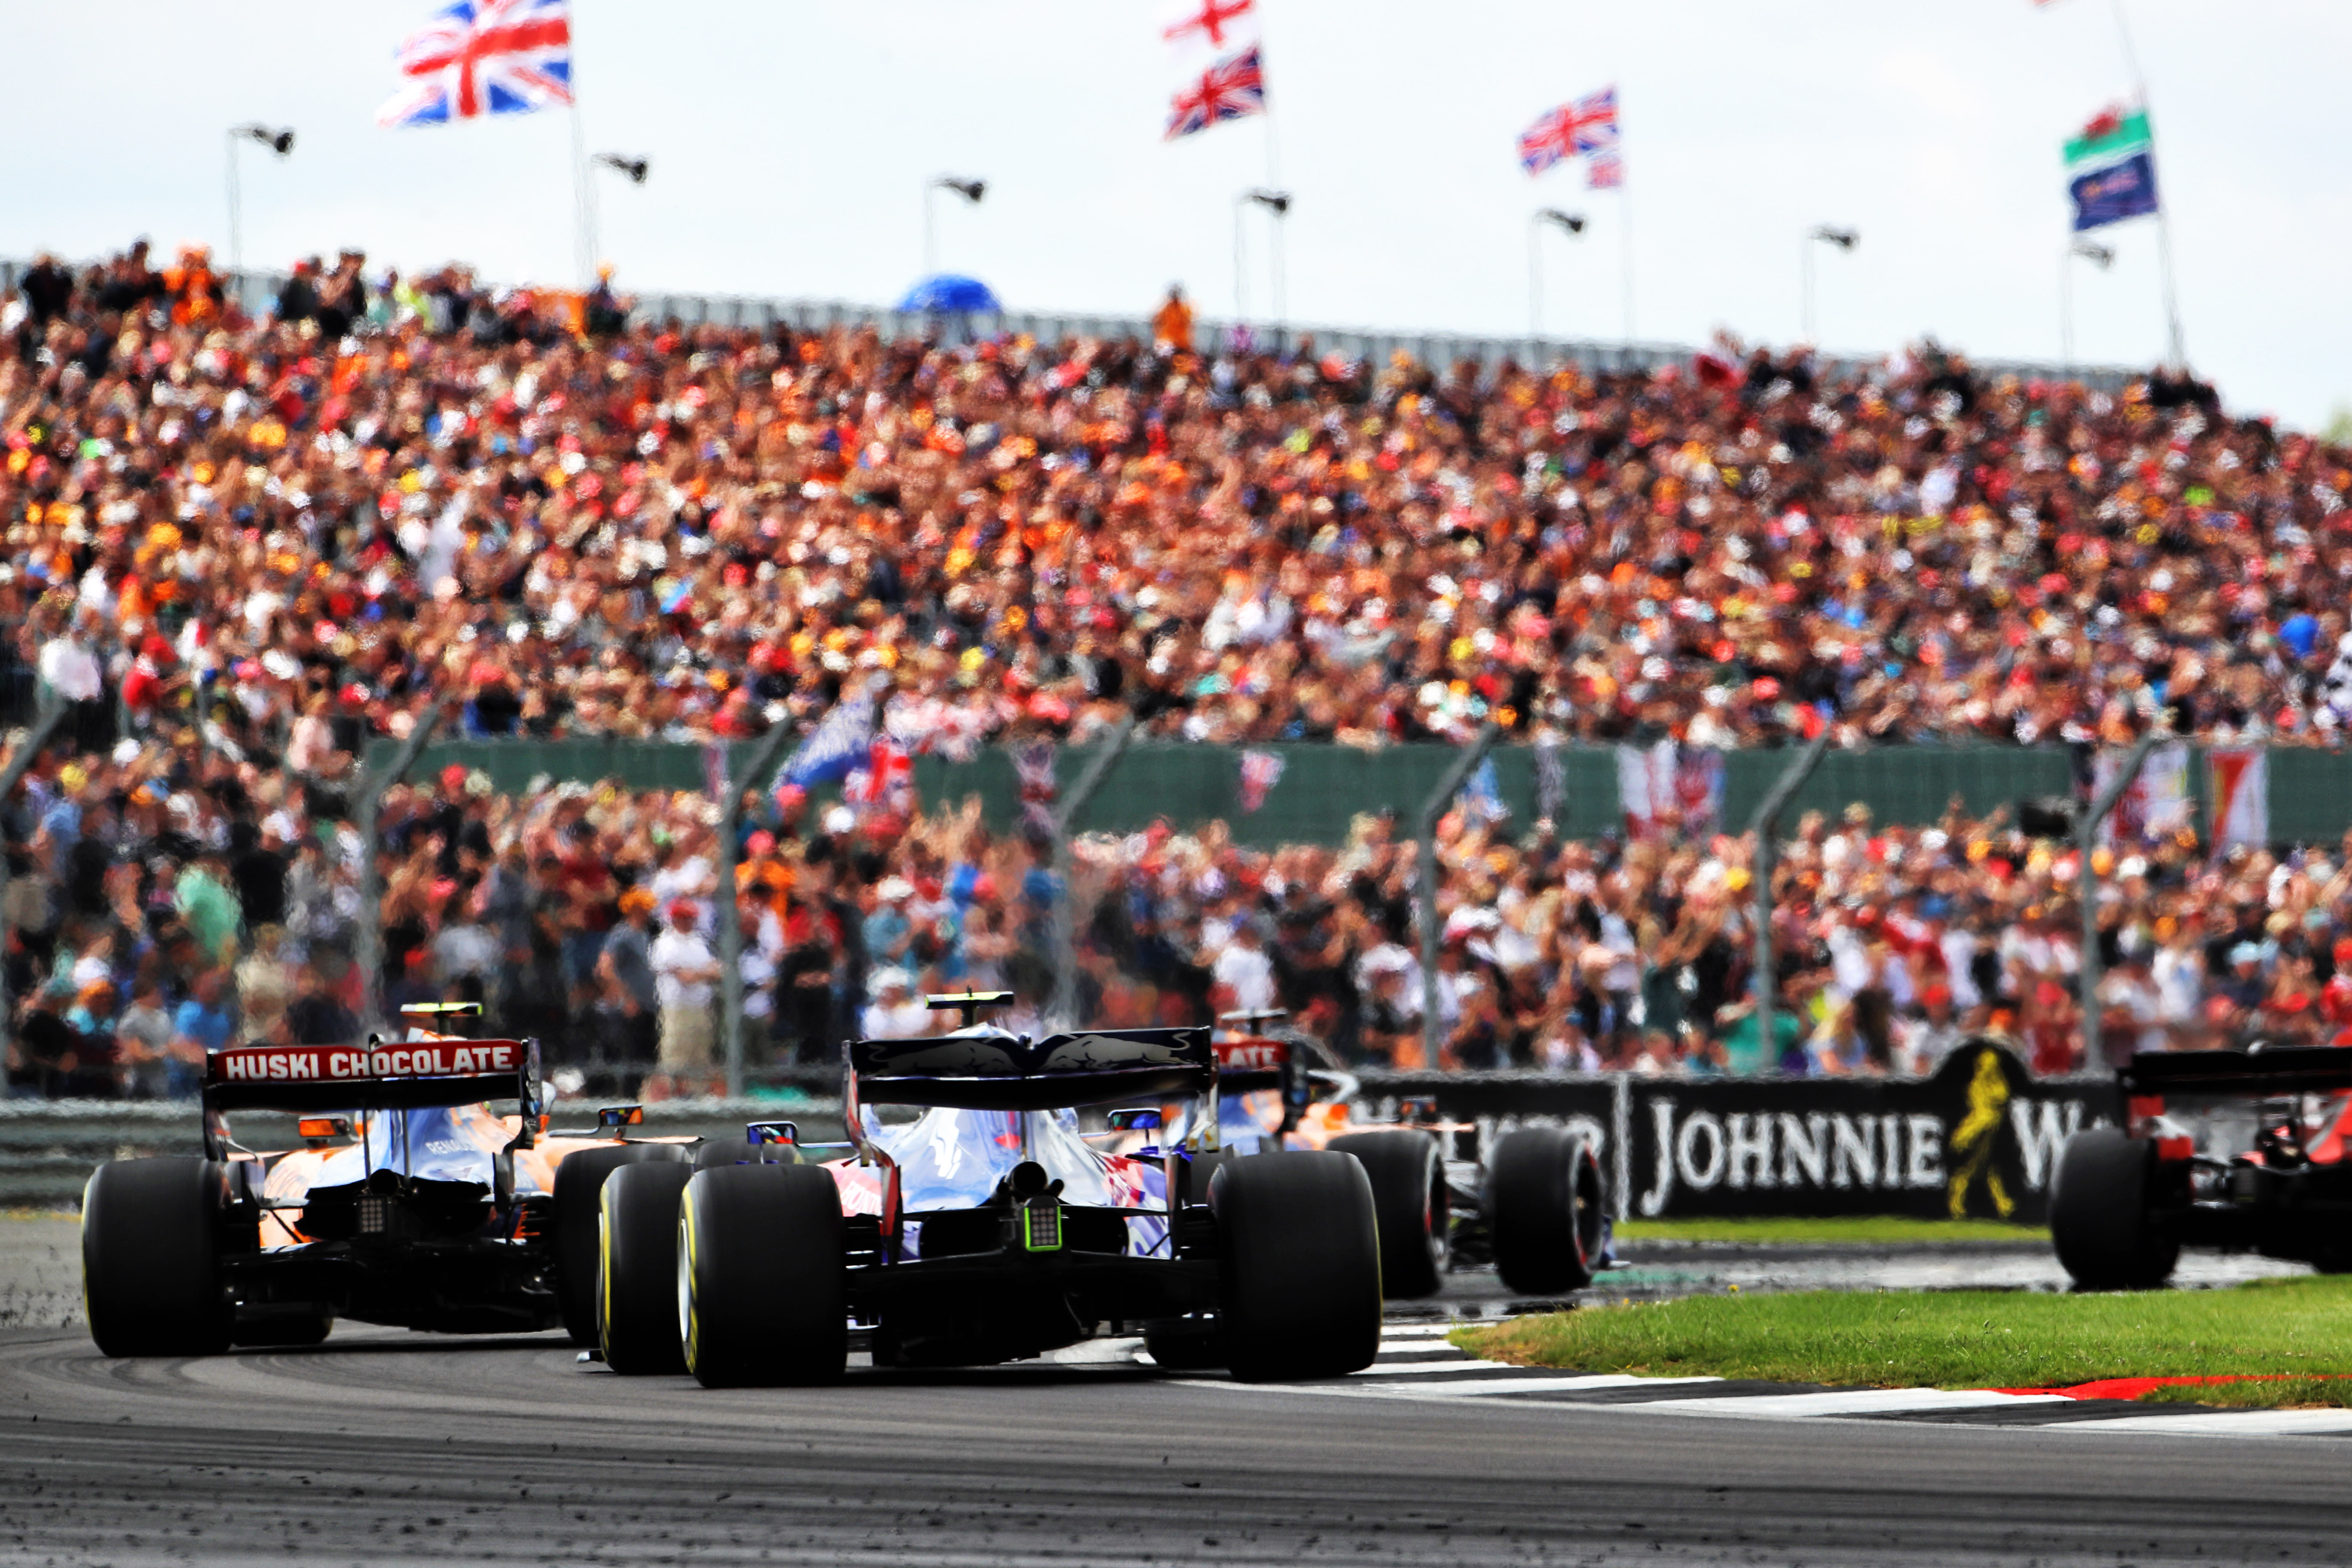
<box><xmin>1613</xmin><ymin>1216</ymin><xmax>2049</xmax><ymax>1246</ymax></box>
<box><xmin>1456</xmin><ymin>1276</ymin><xmax>2352</xmax><ymax>1406</ymax></box>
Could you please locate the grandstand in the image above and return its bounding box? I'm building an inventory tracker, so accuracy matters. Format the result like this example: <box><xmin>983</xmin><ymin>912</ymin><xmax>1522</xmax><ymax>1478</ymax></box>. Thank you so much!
<box><xmin>0</xmin><ymin>242</ymin><xmax>2346</xmax><ymax>1100</ymax></box>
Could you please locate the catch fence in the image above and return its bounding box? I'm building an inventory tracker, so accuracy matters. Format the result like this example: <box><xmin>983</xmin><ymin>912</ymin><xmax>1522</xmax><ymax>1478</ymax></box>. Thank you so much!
<box><xmin>0</xmin><ymin>258</ymin><xmax>2140</xmax><ymax>390</ymax></box>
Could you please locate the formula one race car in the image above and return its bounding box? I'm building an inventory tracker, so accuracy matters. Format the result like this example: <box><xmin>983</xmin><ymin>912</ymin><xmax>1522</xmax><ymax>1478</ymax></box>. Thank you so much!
<box><xmin>1200</xmin><ymin>1011</ymin><xmax>1610</xmax><ymax>1300</ymax></box>
<box><xmin>594</xmin><ymin>993</ymin><xmax>1382</xmax><ymax>1385</ymax></box>
<box><xmin>81</xmin><ymin>1007</ymin><xmax>694</xmax><ymax>1357</ymax></box>
<box><xmin>2052</xmin><ymin>1044</ymin><xmax>2352</xmax><ymax>1289</ymax></box>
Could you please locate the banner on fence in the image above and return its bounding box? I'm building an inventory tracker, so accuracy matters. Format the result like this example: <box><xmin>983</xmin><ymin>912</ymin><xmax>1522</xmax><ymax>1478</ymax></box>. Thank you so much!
<box><xmin>1359</xmin><ymin>1040</ymin><xmax>2111</xmax><ymax>1224</ymax></box>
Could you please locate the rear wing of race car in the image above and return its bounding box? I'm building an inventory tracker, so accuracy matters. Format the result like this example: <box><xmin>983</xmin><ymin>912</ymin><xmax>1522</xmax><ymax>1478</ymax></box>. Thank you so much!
<box><xmin>2122</xmin><ymin>1045</ymin><xmax>2352</xmax><ymax>1100</ymax></box>
<box><xmin>848</xmin><ymin>1027</ymin><xmax>1214</xmax><ymax>1112</ymax></box>
<box><xmin>204</xmin><ymin>1038</ymin><xmax>544</xmax><ymax>1120</ymax></box>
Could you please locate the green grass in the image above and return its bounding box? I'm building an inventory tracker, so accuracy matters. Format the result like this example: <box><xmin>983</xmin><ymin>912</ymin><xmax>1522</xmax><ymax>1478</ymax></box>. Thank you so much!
<box><xmin>1457</xmin><ymin>1276</ymin><xmax>2352</xmax><ymax>1406</ymax></box>
<box><xmin>1612</xmin><ymin>1216</ymin><xmax>2050</xmax><ymax>1246</ymax></box>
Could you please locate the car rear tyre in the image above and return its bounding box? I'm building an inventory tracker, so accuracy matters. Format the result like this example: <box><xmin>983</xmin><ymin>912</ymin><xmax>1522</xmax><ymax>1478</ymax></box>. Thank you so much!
<box><xmin>1213</xmin><ymin>1151</ymin><xmax>1381</xmax><ymax>1381</ymax></box>
<box><xmin>1329</xmin><ymin>1130</ymin><xmax>1446</xmax><ymax>1299</ymax></box>
<box><xmin>598</xmin><ymin>1160</ymin><xmax>695</xmax><ymax>1374</ymax></box>
<box><xmin>553</xmin><ymin>1142</ymin><xmax>691</xmax><ymax>1345</ymax></box>
<box><xmin>2051</xmin><ymin>1127</ymin><xmax>2178</xmax><ymax>1290</ymax></box>
<box><xmin>1487</xmin><ymin>1126</ymin><xmax>1606</xmax><ymax>1295</ymax></box>
<box><xmin>83</xmin><ymin>1158</ymin><xmax>233</xmax><ymax>1358</ymax></box>
<box><xmin>680</xmin><ymin>1164</ymin><xmax>846</xmax><ymax>1387</ymax></box>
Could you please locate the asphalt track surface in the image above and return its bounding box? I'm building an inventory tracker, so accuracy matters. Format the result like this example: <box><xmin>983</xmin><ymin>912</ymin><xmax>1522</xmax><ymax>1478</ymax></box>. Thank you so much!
<box><xmin>8</xmin><ymin>1311</ymin><xmax>2352</xmax><ymax>1568</ymax></box>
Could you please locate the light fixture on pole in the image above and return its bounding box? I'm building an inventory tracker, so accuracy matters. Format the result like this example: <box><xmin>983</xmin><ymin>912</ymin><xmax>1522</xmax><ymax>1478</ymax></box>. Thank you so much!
<box><xmin>2059</xmin><ymin>238</ymin><xmax>2114</xmax><ymax>373</ymax></box>
<box><xmin>1527</xmin><ymin>208</ymin><xmax>1586</xmax><ymax>357</ymax></box>
<box><xmin>1800</xmin><ymin>225</ymin><xmax>1858</xmax><ymax>346</ymax></box>
<box><xmin>1232</xmin><ymin>188</ymin><xmax>1291</xmax><ymax>339</ymax></box>
<box><xmin>593</xmin><ymin>153</ymin><xmax>649</xmax><ymax>185</ymax></box>
<box><xmin>225</xmin><ymin>123</ymin><xmax>295</xmax><ymax>281</ymax></box>
<box><xmin>924</xmin><ymin>176</ymin><xmax>986</xmax><ymax>276</ymax></box>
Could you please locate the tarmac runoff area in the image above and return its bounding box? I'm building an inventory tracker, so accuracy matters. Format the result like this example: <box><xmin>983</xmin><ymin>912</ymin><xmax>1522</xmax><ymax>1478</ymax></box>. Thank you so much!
<box><xmin>6</xmin><ymin>1216</ymin><xmax>2352</xmax><ymax>1565</ymax></box>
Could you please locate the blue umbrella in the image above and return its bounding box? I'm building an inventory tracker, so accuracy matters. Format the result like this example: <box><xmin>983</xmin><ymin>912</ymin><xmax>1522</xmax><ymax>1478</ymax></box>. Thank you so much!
<box><xmin>897</xmin><ymin>274</ymin><xmax>1001</xmax><ymax>313</ymax></box>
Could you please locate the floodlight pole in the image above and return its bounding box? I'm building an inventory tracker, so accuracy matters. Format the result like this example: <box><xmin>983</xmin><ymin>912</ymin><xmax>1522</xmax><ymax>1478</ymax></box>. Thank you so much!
<box><xmin>0</xmin><ymin>698</ymin><xmax>70</xmax><ymax>1065</ymax></box>
<box><xmin>2079</xmin><ymin>729</ymin><xmax>2163</xmax><ymax>1072</ymax></box>
<box><xmin>715</xmin><ymin>723</ymin><xmax>799</xmax><ymax>1101</ymax></box>
<box><xmin>1047</xmin><ymin>715</ymin><xmax>1136</xmax><ymax>1031</ymax></box>
<box><xmin>353</xmin><ymin>699</ymin><xmax>453</xmax><ymax>1037</ymax></box>
<box><xmin>1416</xmin><ymin>722</ymin><xmax>1503</xmax><ymax>1073</ymax></box>
<box><xmin>1748</xmin><ymin>731</ymin><xmax>1833</xmax><ymax>1073</ymax></box>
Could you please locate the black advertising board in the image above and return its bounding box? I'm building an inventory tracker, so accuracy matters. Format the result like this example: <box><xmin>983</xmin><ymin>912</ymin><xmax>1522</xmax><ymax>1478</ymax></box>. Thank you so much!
<box><xmin>1355</xmin><ymin>1040</ymin><xmax>2118</xmax><ymax>1225</ymax></box>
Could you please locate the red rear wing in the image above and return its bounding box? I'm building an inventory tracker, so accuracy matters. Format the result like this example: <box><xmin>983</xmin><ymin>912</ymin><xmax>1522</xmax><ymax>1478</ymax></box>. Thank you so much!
<box><xmin>1213</xmin><ymin>1038</ymin><xmax>1287</xmax><ymax>1075</ymax></box>
<box><xmin>205</xmin><ymin>1038</ymin><xmax>541</xmax><ymax>1115</ymax></box>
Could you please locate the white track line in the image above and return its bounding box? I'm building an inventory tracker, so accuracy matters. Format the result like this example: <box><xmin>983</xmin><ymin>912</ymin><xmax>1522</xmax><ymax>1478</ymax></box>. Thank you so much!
<box><xmin>1626</xmin><ymin>1387</ymin><xmax>2073</xmax><ymax>1417</ymax></box>
<box><xmin>2052</xmin><ymin>1407</ymin><xmax>2352</xmax><ymax>1437</ymax></box>
<box><xmin>1371</xmin><ymin>1374</ymin><xmax>1723</xmax><ymax>1396</ymax></box>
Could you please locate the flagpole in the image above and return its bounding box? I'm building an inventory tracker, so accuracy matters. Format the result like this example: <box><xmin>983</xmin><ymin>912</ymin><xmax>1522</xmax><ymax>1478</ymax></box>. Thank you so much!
<box><xmin>1261</xmin><ymin>75</ymin><xmax>1286</xmax><ymax>345</ymax></box>
<box><xmin>1618</xmin><ymin>184</ymin><xmax>1635</xmax><ymax>352</ymax></box>
<box><xmin>2107</xmin><ymin>0</ymin><xmax>2184</xmax><ymax>366</ymax></box>
<box><xmin>570</xmin><ymin>100</ymin><xmax>596</xmax><ymax>291</ymax></box>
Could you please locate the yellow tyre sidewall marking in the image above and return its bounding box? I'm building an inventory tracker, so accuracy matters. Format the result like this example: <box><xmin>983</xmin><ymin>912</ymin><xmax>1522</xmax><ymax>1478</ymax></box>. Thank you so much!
<box><xmin>680</xmin><ymin>1191</ymin><xmax>701</xmax><ymax>1376</ymax></box>
<box><xmin>597</xmin><ymin>1197</ymin><xmax>616</xmax><ymax>1363</ymax></box>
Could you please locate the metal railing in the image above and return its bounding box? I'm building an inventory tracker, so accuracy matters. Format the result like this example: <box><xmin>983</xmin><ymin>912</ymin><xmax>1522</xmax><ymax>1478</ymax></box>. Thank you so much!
<box><xmin>1</xmin><ymin>257</ymin><xmax>2144</xmax><ymax>390</ymax></box>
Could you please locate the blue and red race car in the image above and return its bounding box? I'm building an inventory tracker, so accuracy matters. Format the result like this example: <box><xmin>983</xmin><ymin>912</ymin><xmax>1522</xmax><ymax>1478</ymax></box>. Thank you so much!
<box><xmin>596</xmin><ymin>993</ymin><xmax>1385</xmax><ymax>1384</ymax></box>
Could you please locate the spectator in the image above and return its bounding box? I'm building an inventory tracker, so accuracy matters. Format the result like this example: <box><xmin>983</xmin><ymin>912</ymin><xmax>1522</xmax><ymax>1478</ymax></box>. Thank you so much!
<box><xmin>596</xmin><ymin>887</ymin><xmax>659</xmax><ymax>1066</ymax></box>
<box><xmin>285</xmin><ymin>962</ymin><xmax>360</xmax><ymax>1047</ymax></box>
<box><xmin>171</xmin><ymin>969</ymin><xmax>236</xmax><ymax>1069</ymax></box>
<box><xmin>1150</xmin><ymin>285</ymin><xmax>1193</xmax><ymax>352</ymax></box>
<box><xmin>116</xmin><ymin>978</ymin><xmax>178</xmax><ymax>1098</ymax></box>
<box><xmin>648</xmin><ymin>898</ymin><xmax>720</xmax><ymax>1097</ymax></box>
<box><xmin>861</xmin><ymin>968</ymin><xmax>932</xmax><ymax>1038</ymax></box>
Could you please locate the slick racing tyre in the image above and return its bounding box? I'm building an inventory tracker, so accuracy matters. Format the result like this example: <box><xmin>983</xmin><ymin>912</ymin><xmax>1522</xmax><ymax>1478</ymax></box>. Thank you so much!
<box><xmin>680</xmin><ymin>1164</ymin><xmax>846</xmax><ymax>1388</ymax></box>
<box><xmin>553</xmin><ymin>1142</ymin><xmax>691</xmax><ymax>1345</ymax></box>
<box><xmin>1487</xmin><ymin>1126</ymin><xmax>1606</xmax><ymax>1295</ymax></box>
<box><xmin>598</xmin><ymin>1159</ymin><xmax>695</xmax><ymax>1374</ymax></box>
<box><xmin>2051</xmin><ymin>1127</ymin><xmax>2178</xmax><ymax>1290</ymax></box>
<box><xmin>1329</xmin><ymin>1130</ymin><xmax>1447</xmax><ymax>1299</ymax></box>
<box><xmin>83</xmin><ymin>1158</ymin><xmax>233</xmax><ymax>1358</ymax></box>
<box><xmin>1213</xmin><ymin>1151</ymin><xmax>1381</xmax><ymax>1381</ymax></box>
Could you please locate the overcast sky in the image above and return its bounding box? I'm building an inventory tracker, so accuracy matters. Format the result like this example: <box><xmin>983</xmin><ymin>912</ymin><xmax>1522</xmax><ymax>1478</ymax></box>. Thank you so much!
<box><xmin>6</xmin><ymin>1</ymin><xmax>2345</xmax><ymax>428</ymax></box>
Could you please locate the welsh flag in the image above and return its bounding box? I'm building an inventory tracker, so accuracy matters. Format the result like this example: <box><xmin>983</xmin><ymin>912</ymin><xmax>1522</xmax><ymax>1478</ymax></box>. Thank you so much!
<box><xmin>2064</xmin><ymin>106</ymin><xmax>2159</xmax><ymax>232</ymax></box>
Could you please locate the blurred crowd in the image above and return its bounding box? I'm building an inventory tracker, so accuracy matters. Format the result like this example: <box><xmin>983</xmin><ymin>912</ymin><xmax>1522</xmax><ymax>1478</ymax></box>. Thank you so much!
<box><xmin>9</xmin><ymin>708</ymin><xmax>2352</xmax><ymax>1100</ymax></box>
<box><xmin>5</xmin><ymin>239</ymin><xmax>2352</xmax><ymax>1099</ymax></box>
<box><xmin>5</xmin><ymin>242</ymin><xmax>2350</xmax><ymax>766</ymax></box>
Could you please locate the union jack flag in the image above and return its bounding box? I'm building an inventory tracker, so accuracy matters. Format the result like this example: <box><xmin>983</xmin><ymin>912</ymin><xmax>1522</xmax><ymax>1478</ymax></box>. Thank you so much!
<box><xmin>377</xmin><ymin>0</ymin><xmax>574</xmax><ymax>128</ymax></box>
<box><xmin>1167</xmin><ymin>46</ymin><xmax>1266</xmax><ymax>141</ymax></box>
<box><xmin>1518</xmin><ymin>86</ymin><xmax>1619</xmax><ymax>177</ymax></box>
<box><xmin>1237</xmin><ymin>750</ymin><xmax>1285</xmax><ymax>814</ymax></box>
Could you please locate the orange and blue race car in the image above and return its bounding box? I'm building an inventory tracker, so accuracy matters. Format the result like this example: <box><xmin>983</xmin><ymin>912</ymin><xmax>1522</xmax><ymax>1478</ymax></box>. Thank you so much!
<box><xmin>592</xmin><ymin>992</ymin><xmax>1385</xmax><ymax>1385</ymax></box>
<box><xmin>1194</xmin><ymin>1010</ymin><xmax>1612</xmax><ymax>1301</ymax></box>
<box><xmin>81</xmin><ymin>1007</ymin><xmax>695</xmax><ymax>1356</ymax></box>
